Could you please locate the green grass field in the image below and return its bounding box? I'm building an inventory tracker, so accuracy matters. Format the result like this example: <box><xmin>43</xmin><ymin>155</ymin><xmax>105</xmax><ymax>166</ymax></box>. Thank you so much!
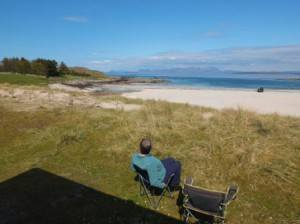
<box><xmin>0</xmin><ymin>72</ymin><xmax>53</xmax><ymax>85</ymax></box>
<box><xmin>0</xmin><ymin>74</ymin><xmax>299</xmax><ymax>223</ymax></box>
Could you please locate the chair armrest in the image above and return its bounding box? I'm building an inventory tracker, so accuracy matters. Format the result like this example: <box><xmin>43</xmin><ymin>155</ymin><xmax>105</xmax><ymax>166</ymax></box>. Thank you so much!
<box><xmin>184</xmin><ymin>177</ymin><xmax>193</xmax><ymax>185</ymax></box>
<box><xmin>224</xmin><ymin>186</ymin><xmax>238</xmax><ymax>204</ymax></box>
<box><xmin>182</xmin><ymin>177</ymin><xmax>193</xmax><ymax>195</ymax></box>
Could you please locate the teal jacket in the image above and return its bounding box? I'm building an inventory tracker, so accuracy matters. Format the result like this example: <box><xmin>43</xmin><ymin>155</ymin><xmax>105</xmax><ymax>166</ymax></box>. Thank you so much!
<box><xmin>131</xmin><ymin>152</ymin><xmax>166</xmax><ymax>189</ymax></box>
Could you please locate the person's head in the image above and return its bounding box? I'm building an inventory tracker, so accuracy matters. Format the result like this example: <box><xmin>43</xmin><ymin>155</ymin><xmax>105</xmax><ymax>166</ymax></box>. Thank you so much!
<box><xmin>139</xmin><ymin>138</ymin><xmax>152</xmax><ymax>155</ymax></box>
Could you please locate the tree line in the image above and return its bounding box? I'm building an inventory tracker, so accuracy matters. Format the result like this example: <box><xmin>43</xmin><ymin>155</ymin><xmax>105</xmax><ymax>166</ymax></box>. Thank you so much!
<box><xmin>0</xmin><ymin>57</ymin><xmax>68</xmax><ymax>77</ymax></box>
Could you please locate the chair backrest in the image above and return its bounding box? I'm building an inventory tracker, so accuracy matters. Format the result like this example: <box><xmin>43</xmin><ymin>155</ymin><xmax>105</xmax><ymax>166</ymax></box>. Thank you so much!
<box><xmin>184</xmin><ymin>183</ymin><xmax>226</xmax><ymax>214</ymax></box>
<box><xmin>133</xmin><ymin>164</ymin><xmax>150</xmax><ymax>185</ymax></box>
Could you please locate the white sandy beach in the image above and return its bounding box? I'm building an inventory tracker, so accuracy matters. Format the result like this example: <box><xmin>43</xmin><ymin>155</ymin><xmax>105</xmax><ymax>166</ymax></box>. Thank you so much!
<box><xmin>122</xmin><ymin>87</ymin><xmax>300</xmax><ymax>117</ymax></box>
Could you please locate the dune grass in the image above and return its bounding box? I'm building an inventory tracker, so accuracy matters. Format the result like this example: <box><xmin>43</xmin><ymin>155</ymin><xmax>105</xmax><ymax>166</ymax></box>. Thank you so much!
<box><xmin>0</xmin><ymin>90</ymin><xmax>299</xmax><ymax>223</ymax></box>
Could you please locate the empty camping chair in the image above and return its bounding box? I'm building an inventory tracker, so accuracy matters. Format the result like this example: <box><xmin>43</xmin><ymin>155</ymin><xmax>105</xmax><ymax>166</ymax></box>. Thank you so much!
<box><xmin>133</xmin><ymin>164</ymin><xmax>175</xmax><ymax>209</ymax></box>
<box><xmin>182</xmin><ymin>177</ymin><xmax>238</xmax><ymax>224</ymax></box>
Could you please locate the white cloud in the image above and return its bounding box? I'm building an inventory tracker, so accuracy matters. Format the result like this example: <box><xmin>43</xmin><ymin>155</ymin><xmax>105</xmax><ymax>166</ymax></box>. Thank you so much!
<box><xmin>204</xmin><ymin>31</ymin><xmax>222</xmax><ymax>38</ymax></box>
<box><xmin>88</xmin><ymin>45</ymin><xmax>300</xmax><ymax>72</ymax></box>
<box><xmin>90</xmin><ymin>60</ymin><xmax>112</xmax><ymax>65</ymax></box>
<box><xmin>62</xmin><ymin>16</ymin><xmax>88</xmax><ymax>23</ymax></box>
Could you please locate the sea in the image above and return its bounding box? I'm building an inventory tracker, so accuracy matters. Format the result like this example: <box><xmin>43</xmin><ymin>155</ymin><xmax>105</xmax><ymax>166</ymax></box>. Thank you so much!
<box><xmin>111</xmin><ymin>72</ymin><xmax>300</xmax><ymax>90</ymax></box>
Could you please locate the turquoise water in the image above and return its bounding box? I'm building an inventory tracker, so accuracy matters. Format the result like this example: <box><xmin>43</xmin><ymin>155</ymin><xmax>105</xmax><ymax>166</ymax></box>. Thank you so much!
<box><xmin>114</xmin><ymin>73</ymin><xmax>300</xmax><ymax>90</ymax></box>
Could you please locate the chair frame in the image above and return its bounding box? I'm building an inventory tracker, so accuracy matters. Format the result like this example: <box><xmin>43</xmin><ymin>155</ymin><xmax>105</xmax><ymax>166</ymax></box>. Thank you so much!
<box><xmin>134</xmin><ymin>164</ymin><xmax>175</xmax><ymax>209</ymax></box>
<box><xmin>182</xmin><ymin>177</ymin><xmax>238</xmax><ymax>224</ymax></box>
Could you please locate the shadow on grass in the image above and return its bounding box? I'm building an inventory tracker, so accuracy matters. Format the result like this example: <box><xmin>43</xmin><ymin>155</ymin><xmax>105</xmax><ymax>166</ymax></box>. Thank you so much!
<box><xmin>0</xmin><ymin>168</ymin><xmax>182</xmax><ymax>224</ymax></box>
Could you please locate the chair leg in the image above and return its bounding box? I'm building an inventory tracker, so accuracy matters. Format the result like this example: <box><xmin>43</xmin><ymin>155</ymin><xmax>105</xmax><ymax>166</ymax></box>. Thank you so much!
<box><xmin>143</xmin><ymin>185</ymin><xmax>156</xmax><ymax>208</ymax></box>
<box><xmin>138</xmin><ymin>179</ymin><xmax>158</xmax><ymax>208</ymax></box>
<box><xmin>214</xmin><ymin>218</ymin><xmax>225</xmax><ymax>224</ymax></box>
<box><xmin>154</xmin><ymin>192</ymin><xmax>164</xmax><ymax>209</ymax></box>
<box><xmin>154</xmin><ymin>186</ymin><xmax>175</xmax><ymax>209</ymax></box>
<box><xmin>138</xmin><ymin>179</ymin><xmax>174</xmax><ymax>209</ymax></box>
<box><xmin>139</xmin><ymin>182</ymin><xmax>145</xmax><ymax>196</ymax></box>
<box><xmin>183</xmin><ymin>208</ymin><xmax>190</xmax><ymax>224</ymax></box>
<box><xmin>165</xmin><ymin>186</ymin><xmax>174</xmax><ymax>198</ymax></box>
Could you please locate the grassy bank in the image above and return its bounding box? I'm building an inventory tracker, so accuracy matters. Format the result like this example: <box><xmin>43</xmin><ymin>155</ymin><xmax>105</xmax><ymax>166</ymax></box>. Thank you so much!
<box><xmin>0</xmin><ymin>72</ymin><xmax>55</xmax><ymax>85</ymax></box>
<box><xmin>0</xmin><ymin>86</ymin><xmax>299</xmax><ymax>223</ymax></box>
<box><xmin>0</xmin><ymin>71</ymin><xmax>108</xmax><ymax>86</ymax></box>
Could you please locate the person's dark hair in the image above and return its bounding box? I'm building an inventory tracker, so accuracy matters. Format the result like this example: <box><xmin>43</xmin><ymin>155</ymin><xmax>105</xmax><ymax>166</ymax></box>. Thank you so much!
<box><xmin>140</xmin><ymin>139</ymin><xmax>152</xmax><ymax>154</ymax></box>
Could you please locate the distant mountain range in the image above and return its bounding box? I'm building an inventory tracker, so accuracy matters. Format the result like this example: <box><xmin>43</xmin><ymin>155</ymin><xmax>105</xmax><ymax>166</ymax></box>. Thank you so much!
<box><xmin>109</xmin><ymin>67</ymin><xmax>300</xmax><ymax>77</ymax></box>
<box><xmin>109</xmin><ymin>67</ymin><xmax>226</xmax><ymax>77</ymax></box>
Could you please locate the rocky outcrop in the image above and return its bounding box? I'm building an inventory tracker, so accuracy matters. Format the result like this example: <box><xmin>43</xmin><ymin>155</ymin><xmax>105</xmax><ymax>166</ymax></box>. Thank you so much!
<box><xmin>62</xmin><ymin>77</ymin><xmax>168</xmax><ymax>89</ymax></box>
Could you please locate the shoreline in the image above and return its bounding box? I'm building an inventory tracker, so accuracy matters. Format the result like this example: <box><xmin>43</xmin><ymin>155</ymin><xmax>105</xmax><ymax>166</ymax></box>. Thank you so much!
<box><xmin>103</xmin><ymin>83</ymin><xmax>300</xmax><ymax>92</ymax></box>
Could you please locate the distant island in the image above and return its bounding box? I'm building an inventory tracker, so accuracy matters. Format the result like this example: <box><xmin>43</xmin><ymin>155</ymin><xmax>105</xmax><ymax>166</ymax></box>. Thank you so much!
<box><xmin>276</xmin><ymin>78</ymin><xmax>300</xmax><ymax>81</ymax></box>
<box><xmin>109</xmin><ymin>67</ymin><xmax>300</xmax><ymax>77</ymax></box>
<box><xmin>233</xmin><ymin>71</ymin><xmax>300</xmax><ymax>75</ymax></box>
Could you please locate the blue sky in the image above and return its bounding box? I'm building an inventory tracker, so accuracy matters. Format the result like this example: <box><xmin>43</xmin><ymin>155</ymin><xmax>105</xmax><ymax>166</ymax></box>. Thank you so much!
<box><xmin>1</xmin><ymin>0</ymin><xmax>300</xmax><ymax>72</ymax></box>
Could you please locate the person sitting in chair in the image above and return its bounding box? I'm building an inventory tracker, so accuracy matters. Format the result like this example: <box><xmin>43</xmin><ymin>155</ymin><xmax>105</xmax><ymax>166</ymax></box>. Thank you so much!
<box><xmin>131</xmin><ymin>138</ymin><xmax>181</xmax><ymax>189</ymax></box>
